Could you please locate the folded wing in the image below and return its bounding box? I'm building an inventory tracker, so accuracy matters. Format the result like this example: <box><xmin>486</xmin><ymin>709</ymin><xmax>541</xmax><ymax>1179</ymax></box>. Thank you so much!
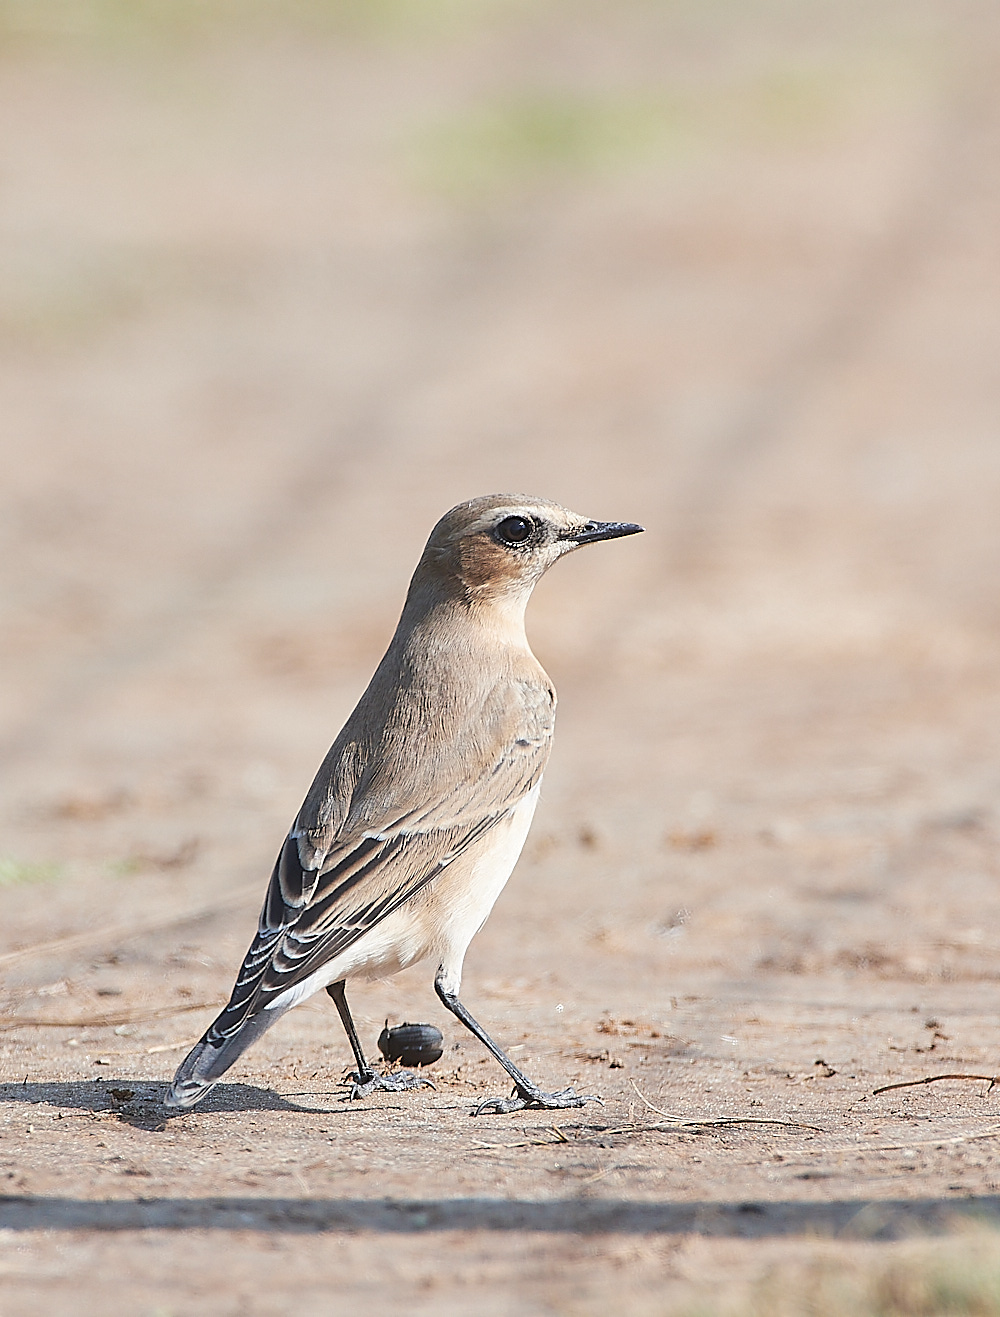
<box><xmin>202</xmin><ymin>673</ymin><xmax>554</xmax><ymax>1045</ymax></box>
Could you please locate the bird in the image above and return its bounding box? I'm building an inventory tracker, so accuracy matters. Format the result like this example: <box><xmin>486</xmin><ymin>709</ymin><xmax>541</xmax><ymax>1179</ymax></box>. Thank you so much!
<box><xmin>165</xmin><ymin>494</ymin><xmax>643</xmax><ymax>1114</ymax></box>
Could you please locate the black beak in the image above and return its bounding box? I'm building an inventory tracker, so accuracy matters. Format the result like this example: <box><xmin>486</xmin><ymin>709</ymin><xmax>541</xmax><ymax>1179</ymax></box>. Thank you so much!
<box><xmin>569</xmin><ymin>520</ymin><xmax>645</xmax><ymax>545</ymax></box>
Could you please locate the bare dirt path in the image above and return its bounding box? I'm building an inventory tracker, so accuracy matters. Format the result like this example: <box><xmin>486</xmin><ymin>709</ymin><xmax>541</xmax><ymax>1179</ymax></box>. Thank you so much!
<box><xmin>3</xmin><ymin>2</ymin><xmax>1000</xmax><ymax>1312</ymax></box>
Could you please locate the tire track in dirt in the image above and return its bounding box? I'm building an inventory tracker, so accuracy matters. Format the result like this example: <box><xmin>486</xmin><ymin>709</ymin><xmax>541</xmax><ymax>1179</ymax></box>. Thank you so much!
<box><xmin>667</xmin><ymin>42</ymin><xmax>998</xmax><ymax>572</ymax></box>
<box><xmin>574</xmin><ymin>31</ymin><xmax>1000</xmax><ymax>700</ymax></box>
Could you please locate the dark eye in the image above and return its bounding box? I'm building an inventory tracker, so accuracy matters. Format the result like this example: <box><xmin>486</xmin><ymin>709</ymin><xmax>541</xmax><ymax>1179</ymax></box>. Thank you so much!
<box><xmin>494</xmin><ymin>515</ymin><xmax>533</xmax><ymax>546</ymax></box>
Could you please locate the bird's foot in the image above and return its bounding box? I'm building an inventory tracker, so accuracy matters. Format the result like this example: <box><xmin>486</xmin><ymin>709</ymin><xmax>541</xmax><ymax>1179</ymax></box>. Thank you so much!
<box><xmin>473</xmin><ymin>1085</ymin><xmax>602</xmax><ymax>1116</ymax></box>
<box><xmin>342</xmin><ymin>1068</ymin><xmax>435</xmax><ymax>1101</ymax></box>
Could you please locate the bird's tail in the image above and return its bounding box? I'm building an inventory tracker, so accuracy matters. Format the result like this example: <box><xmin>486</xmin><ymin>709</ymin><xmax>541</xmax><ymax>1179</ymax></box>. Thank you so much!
<box><xmin>163</xmin><ymin>1005</ymin><xmax>288</xmax><ymax>1110</ymax></box>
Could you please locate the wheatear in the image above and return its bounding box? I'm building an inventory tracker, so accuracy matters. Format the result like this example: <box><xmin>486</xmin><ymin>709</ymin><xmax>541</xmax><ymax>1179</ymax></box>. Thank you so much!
<box><xmin>165</xmin><ymin>495</ymin><xmax>642</xmax><ymax>1114</ymax></box>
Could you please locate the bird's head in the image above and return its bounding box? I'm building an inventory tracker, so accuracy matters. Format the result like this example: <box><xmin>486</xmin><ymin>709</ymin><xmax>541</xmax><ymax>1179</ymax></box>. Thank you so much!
<box><xmin>411</xmin><ymin>494</ymin><xmax>643</xmax><ymax>614</ymax></box>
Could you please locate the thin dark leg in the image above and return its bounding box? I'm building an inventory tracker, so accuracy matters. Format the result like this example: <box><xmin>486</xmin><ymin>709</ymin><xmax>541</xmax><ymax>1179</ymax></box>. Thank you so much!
<box><xmin>435</xmin><ymin>977</ymin><xmax>601</xmax><ymax>1116</ymax></box>
<box><xmin>325</xmin><ymin>980</ymin><xmax>373</xmax><ymax>1081</ymax></box>
<box><xmin>325</xmin><ymin>980</ymin><xmax>433</xmax><ymax>1101</ymax></box>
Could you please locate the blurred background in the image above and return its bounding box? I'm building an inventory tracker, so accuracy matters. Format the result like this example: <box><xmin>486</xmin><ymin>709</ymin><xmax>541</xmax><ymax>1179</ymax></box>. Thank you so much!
<box><xmin>3</xmin><ymin>0</ymin><xmax>1000</xmax><ymax>1107</ymax></box>
<box><xmin>6</xmin><ymin>3</ymin><xmax>1000</xmax><ymax>1309</ymax></box>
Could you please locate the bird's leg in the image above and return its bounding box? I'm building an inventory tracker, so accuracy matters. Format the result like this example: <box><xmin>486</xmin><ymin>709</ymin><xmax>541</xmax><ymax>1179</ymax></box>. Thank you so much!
<box><xmin>325</xmin><ymin>981</ymin><xmax>433</xmax><ymax>1100</ymax></box>
<box><xmin>434</xmin><ymin>974</ymin><xmax>601</xmax><ymax>1116</ymax></box>
<box><xmin>325</xmin><ymin>980</ymin><xmax>371</xmax><ymax>1078</ymax></box>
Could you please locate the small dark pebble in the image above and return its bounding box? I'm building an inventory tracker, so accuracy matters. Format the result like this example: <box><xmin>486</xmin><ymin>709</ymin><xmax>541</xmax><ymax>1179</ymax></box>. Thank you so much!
<box><xmin>378</xmin><ymin>1022</ymin><xmax>444</xmax><ymax>1068</ymax></box>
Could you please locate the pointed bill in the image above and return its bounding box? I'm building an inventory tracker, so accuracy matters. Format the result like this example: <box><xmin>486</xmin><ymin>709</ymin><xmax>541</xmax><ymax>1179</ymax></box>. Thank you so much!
<box><xmin>568</xmin><ymin>520</ymin><xmax>644</xmax><ymax>545</ymax></box>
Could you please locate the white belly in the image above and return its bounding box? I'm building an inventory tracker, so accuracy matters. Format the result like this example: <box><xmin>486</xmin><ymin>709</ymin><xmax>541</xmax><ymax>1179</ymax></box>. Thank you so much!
<box><xmin>266</xmin><ymin>782</ymin><xmax>540</xmax><ymax>1012</ymax></box>
<box><xmin>434</xmin><ymin>782</ymin><xmax>540</xmax><ymax>993</ymax></box>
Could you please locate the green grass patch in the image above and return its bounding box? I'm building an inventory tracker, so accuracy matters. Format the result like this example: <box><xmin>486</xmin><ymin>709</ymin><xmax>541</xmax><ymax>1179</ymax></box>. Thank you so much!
<box><xmin>0</xmin><ymin>857</ymin><xmax>62</xmax><ymax>887</ymax></box>
<box><xmin>0</xmin><ymin>0</ymin><xmax>519</xmax><ymax>47</ymax></box>
<box><xmin>409</xmin><ymin>54</ymin><xmax>898</xmax><ymax>203</ymax></box>
<box><xmin>675</xmin><ymin>1243</ymin><xmax>1000</xmax><ymax>1317</ymax></box>
<box><xmin>413</xmin><ymin>91</ymin><xmax>691</xmax><ymax>200</ymax></box>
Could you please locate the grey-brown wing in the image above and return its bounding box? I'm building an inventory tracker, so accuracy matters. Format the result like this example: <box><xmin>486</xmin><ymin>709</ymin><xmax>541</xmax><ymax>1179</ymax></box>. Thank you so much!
<box><xmin>203</xmin><ymin>687</ymin><xmax>551</xmax><ymax>1044</ymax></box>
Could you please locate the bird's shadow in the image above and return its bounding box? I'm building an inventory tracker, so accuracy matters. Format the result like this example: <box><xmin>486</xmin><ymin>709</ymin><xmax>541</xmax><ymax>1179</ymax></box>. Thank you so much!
<box><xmin>0</xmin><ymin>1080</ymin><xmax>348</xmax><ymax>1130</ymax></box>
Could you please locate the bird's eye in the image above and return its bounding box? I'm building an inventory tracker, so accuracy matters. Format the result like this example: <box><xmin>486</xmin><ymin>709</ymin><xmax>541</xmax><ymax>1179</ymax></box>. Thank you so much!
<box><xmin>494</xmin><ymin>515</ymin><xmax>533</xmax><ymax>546</ymax></box>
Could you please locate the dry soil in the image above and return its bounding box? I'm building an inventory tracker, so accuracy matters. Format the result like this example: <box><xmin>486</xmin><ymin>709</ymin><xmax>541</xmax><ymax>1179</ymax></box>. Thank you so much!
<box><xmin>3</xmin><ymin>2</ymin><xmax>1000</xmax><ymax>1313</ymax></box>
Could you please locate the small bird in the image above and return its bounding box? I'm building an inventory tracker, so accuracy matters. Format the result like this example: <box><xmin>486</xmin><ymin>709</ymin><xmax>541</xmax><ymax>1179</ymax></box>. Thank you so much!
<box><xmin>165</xmin><ymin>494</ymin><xmax>642</xmax><ymax>1114</ymax></box>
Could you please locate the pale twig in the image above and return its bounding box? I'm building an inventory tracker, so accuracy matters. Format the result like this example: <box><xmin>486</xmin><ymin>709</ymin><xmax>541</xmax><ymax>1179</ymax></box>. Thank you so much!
<box><xmin>600</xmin><ymin>1118</ymin><xmax>824</xmax><ymax>1137</ymax></box>
<box><xmin>469</xmin><ymin>1127</ymin><xmax>571</xmax><ymax>1152</ymax></box>
<box><xmin>811</xmin><ymin>1127</ymin><xmax>1000</xmax><ymax>1156</ymax></box>
<box><xmin>145</xmin><ymin>1037</ymin><xmax>200</xmax><ymax>1055</ymax></box>
<box><xmin>749</xmin><ymin>1127</ymin><xmax>1000</xmax><ymax>1167</ymax></box>
<box><xmin>628</xmin><ymin>1078</ymin><xmax>685</xmax><ymax>1121</ymax></box>
<box><xmin>581</xmin><ymin>1164</ymin><xmax>622</xmax><ymax>1185</ymax></box>
<box><xmin>0</xmin><ymin>1001</ymin><xmax>221</xmax><ymax>1032</ymax></box>
<box><xmin>469</xmin><ymin>1140</ymin><xmax>531</xmax><ymax>1151</ymax></box>
<box><xmin>873</xmin><ymin>1073</ymin><xmax>997</xmax><ymax>1096</ymax></box>
<box><xmin>673</xmin><ymin>1117</ymin><xmax>825</xmax><ymax>1132</ymax></box>
<box><xmin>0</xmin><ymin>892</ymin><xmax>254</xmax><ymax>971</ymax></box>
<box><xmin>54</xmin><ymin>1036</ymin><xmax>200</xmax><ymax>1058</ymax></box>
<box><xmin>626</xmin><ymin>1079</ymin><xmax>823</xmax><ymax>1133</ymax></box>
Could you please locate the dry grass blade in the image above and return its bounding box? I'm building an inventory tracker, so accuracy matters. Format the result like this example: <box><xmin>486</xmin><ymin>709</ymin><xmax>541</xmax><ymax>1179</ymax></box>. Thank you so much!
<box><xmin>853</xmin><ymin>1127</ymin><xmax>1000</xmax><ymax>1153</ymax></box>
<box><xmin>0</xmin><ymin>1000</ymin><xmax>222</xmax><ymax>1032</ymax></box>
<box><xmin>145</xmin><ymin>1037</ymin><xmax>200</xmax><ymax>1055</ymax></box>
<box><xmin>470</xmin><ymin>1127</ymin><xmax>571</xmax><ymax>1152</ymax></box>
<box><xmin>80</xmin><ymin>1036</ymin><xmax>202</xmax><ymax>1058</ymax></box>
<box><xmin>626</xmin><ymin>1079</ymin><xmax>823</xmax><ymax>1133</ymax></box>
<box><xmin>667</xmin><ymin>1117</ymin><xmax>825</xmax><ymax>1132</ymax></box>
<box><xmin>628</xmin><ymin>1078</ymin><xmax>685</xmax><ymax>1121</ymax></box>
<box><xmin>873</xmin><ymin>1073</ymin><xmax>998</xmax><ymax>1095</ymax></box>
<box><xmin>581</xmin><ymin>1163</ymin><xmax>624</xmax><ymax>1184</ymax></box>
<box><xmin>600</xmin><ymin>1118</ymin><xmax>824</xmax><ymax>1137</ymax></box>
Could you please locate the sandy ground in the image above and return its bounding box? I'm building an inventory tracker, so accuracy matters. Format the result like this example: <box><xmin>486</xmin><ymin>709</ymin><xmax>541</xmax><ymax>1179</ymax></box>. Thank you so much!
<box><xmin>3</xmin><ymin>2</ymin><xmax>1000</xmax><ymax>1312</ymax></box>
